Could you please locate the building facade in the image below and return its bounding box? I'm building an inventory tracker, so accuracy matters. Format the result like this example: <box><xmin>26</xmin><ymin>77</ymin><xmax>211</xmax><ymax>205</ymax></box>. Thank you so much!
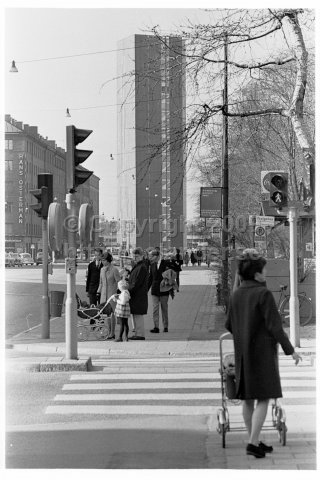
<box><xmin>4</xmin><ymin>115</ymin><xmax>99</xmax><ymax>256</ymax></box>
<box><xmin>117</xmin><ymin>35</ymin><xmax>186</xmax><ymax>252</ymax></box>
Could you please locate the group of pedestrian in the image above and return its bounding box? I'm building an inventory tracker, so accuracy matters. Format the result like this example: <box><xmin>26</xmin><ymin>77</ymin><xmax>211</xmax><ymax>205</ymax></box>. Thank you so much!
<box><xmin>85</xmin><ymin>246</ymin><xmax>182</xmax><ymax>341</ymax></box>
<box><xmin>183</xmin><ymin>249</ymin><xmax>203</xmax><ymax>266</ymax></box>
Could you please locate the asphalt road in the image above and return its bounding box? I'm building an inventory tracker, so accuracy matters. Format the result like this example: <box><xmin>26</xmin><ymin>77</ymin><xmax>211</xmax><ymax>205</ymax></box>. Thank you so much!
<box><xmin>5</xmin><ymin>264</ymin><xmax>88</xmax><ymax>338</ymax></box>
<box><xmin>5</xmin><ymin>366</ymin><xmax>215</xmax><ymax>469</ymax></box>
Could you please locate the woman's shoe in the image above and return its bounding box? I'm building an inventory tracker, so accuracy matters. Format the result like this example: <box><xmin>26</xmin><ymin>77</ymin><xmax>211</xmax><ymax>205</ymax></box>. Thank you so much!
<box><xmin>246</xmin><ymin>443</ymin><xmax>265</xmax><ymax>458</ymax></box>
<box><xmin>258</xmin><ymin>441</ymin><xmax>273</xmax><ymax>453</ymax></box>
<box><xmin>106</xmin><ymin>335</ymin><xmax>115</xmax><ymax>340</ymax></box>
<box><xmin>115</xmin><ymin>337</ymin><xmax>123</xmax><ymax>342</ymax></box>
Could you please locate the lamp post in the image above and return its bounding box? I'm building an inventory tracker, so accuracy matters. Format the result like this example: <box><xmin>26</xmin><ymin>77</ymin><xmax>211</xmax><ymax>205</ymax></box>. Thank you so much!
<box><xmin>146</xmin><ymin>186</ymin><xmax>150</xmax><ymax>247</ymax></box>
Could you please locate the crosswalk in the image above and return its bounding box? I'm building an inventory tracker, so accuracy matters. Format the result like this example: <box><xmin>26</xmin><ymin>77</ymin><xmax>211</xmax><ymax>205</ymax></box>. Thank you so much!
<box><xmin>45</xmin><ymin>355</ymin><xmax>316</xmax><ymax>417</ymax></box>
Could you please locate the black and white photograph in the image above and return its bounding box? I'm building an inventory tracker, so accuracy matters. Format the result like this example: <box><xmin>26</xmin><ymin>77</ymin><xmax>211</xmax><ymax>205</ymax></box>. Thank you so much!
<box><xmin>2</xmin><ymin>0</ymin><xmax>318</xmax><ymax>474</ymax></box>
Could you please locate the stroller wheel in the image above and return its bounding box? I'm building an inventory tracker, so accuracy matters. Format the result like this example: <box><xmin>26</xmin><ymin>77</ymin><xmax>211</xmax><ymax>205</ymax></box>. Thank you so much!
<box><xmin>93</xmin><ymin>325</ymin><xmax>109</xmax><ymax>340</ymax></box>
<box><xmin>78</xmin><ymin>325</ymin><xmax>89</xmax><ymax>341</ymax></box>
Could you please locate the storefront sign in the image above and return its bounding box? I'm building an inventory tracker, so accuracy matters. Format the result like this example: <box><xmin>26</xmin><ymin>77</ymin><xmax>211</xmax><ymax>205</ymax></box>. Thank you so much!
<box><xmin>200</xmin><ymin>187</ymin><xmax>222</xmax><ymax>218</ymax></box>
<box><xmin>18</xmin><ymin>153</ymin><xmax>25</xmax><ymax>224</ymax></box>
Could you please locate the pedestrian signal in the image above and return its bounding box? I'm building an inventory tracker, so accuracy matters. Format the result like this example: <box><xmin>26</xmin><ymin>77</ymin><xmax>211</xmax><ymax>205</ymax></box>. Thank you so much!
<box><xmin>269</xmin><ymin>172</ymin><xmax>288</xmax><ymax>209</ymax></box>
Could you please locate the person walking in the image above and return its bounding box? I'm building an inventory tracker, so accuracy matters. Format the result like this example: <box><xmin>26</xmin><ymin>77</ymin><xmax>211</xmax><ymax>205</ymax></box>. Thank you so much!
<box><xmin>190</xmin><ymin>250</ymin><xmax>196</xmax><ymax>266</ymax></box>
<box><xmin>183</xmin><ymin>251</ymin><xmax>190</xmax><ymax>267</ymax></box>
<box><xmin>225</xmin><ymin>251</ymin><xmax>301</xmax><ymax>458</ymax></box>
<box><xmin>127</xmin><ymin>247</ymin><xmax>149</xmax><ymax>340</ymax></box>
<box><xmin>85</xmin><ymin>248</ymin><xmax>103</xmax><ymax>306</ymax></box>
<box><xmin>148</xmin><ymin>249</ymin><xmax>173</xmax><ymax>333</ymax></box>
<box><xmin>171</xmin><ymin>248</ymin><xmax>183</xmax><ymax>292</ymax></box>
<box><xmin>112</xmin><ymin>269</ymin><xmax>131</xmax><ymax>342</ymax></box>
<box><xmin>196</xmin><ymin>249</ymin><xmax>203</xmax><ymax>266</ymax></box>
<box><xmin>97</xmin><ymin>252</ymin><xmax>120</xmax><ymax>340</ymax></box>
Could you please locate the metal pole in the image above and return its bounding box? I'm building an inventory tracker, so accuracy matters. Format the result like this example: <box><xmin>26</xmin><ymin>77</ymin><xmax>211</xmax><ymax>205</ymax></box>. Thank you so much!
<box><xmin>221</xmin><ymin>34</ymin><xmax>229</xmax><ymax>302</ymax></box>
<box><xmin>65</xmin><ymin>192</ymin><xmax>78</xmax><ymax>359</ymax></box>
<box><xmin>288</xmin><ymin>206</ymin><xmax>300</xmax><ymax>347</ymax></box>
<box><xmin>41</xmin><ymin>217</ymin><xmax>50</xmax><ymax>338</ymax></box>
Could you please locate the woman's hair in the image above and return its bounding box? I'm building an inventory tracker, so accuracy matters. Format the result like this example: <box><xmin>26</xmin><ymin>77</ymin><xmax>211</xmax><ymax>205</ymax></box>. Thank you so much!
<box><xmin>237</xmin><ymin>251</ymin><xmax>266</xmax><ymax>280</ymax></box>
<box><xmin>101</xmin><ymin>252</ymin><xmax>113</xmax><ymax>263</ymax></box>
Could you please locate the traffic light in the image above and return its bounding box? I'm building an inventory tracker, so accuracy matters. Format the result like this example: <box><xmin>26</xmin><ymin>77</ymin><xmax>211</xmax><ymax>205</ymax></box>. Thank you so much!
<box><xmin>30</xmin><ymin>186</ymin><xmax>49</xmax><ymax>218</ymax></box>
<box><xmin>66</xmin><ymin>125</ymin><xmax>93</xmax><ymax>193</ymax></box>
<box><xmin>269</xmin><ymin>172</ymin><xmax>288</xmax><ymax>209</ymax></box>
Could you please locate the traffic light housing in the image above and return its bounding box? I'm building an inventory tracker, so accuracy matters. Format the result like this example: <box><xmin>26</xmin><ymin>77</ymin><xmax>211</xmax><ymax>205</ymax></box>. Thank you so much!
<box><xmin>30</xmin><ymin>186</ymin><xmax>49</xmax><ymax>218</ymax></box>
<box><xmin>269</xmin><ymin>172</ymin><xmax>288</xmax><ymax>209</ymax></box>
<box><xmin>66</xmin><ymin>125</ymin><xmax>93</xmax><ymax>193</ymax></box>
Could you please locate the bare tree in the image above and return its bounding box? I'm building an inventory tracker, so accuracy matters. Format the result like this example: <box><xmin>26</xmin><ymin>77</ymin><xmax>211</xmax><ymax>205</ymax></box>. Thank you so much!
<box><xmin>149</xmin><ymin>8</ymin><xmax>314</xmax><ymax>204</ymax></box>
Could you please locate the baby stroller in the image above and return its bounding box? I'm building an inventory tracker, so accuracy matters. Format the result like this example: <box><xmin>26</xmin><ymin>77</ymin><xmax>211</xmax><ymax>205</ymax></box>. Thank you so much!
<box><xmin>76</xmin><ymin>293</ymin><xmax>114</xmax><ymax>341</ymax></box>
<box><xmin>216</xmin><ymin>332</ymin><xmax>288</xmax><ymax>448</ymax></box>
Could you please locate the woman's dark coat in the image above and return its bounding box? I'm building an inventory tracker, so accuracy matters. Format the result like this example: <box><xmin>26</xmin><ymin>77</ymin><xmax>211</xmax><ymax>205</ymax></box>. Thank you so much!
<box><xmin>128</xmin><ymin>260</ymin><xmax>149</xmax><ymax>315</ymax></box>
<box><xmin>225</xmin><ymin>280</ymin><xmax>294</xmax><ymax>400</ymax></box>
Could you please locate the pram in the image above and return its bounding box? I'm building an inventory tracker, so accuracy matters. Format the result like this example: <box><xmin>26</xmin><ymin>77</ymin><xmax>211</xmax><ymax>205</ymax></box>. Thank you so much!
<box><xmin>216</xmin><ymin>332</ymin><xmax>287</xmax><ymax>448</ymax></box>
<box><xmin>76</xmin><ymin>294</ymin><xmax>114</xmax><ymax>341</ymax></box>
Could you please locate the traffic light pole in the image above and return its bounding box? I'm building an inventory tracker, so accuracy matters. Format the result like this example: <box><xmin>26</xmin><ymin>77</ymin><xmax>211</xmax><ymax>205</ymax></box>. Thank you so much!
<box><xmin>65</xmin><ymin>192</ymin><xmax>78</xmax><ymax>360</ymax></box>
<box><xmin>41</xmin><ymin>217</ymin><xmax>50</xmax><ymax>338</ymax></box>
<box><xmin>288</xmin><ymin>206</ymin><xmax>300</xmax><ymax>347</ymax></box>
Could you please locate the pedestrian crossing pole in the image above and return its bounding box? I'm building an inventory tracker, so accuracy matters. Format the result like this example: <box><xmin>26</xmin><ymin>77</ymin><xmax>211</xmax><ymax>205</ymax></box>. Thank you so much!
<box><xmin>288</xmin><ymin>205</ymin><xmax>300</xmax><ymax>347</ymax></box>
<box><xmin>65</xmin><ymin>193</ymin><xmax>78</xmax><ymax>360</ymax></box>
<box><xmin>65</xmin><ymin>124</ymin><xmax>93</xmax><ymax>360</ymax></box>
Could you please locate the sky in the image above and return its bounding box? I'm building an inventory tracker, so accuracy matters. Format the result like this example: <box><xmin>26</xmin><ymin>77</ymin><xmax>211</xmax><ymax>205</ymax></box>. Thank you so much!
<box><xmin>3</xmin><ymin>2</ymin><xmax>219</xmax><ymax>221</ymax></box>
<box><xmin>3</xmin><ymin>0</ymin><xmax>318</xmax><ymax>223</ymax></box>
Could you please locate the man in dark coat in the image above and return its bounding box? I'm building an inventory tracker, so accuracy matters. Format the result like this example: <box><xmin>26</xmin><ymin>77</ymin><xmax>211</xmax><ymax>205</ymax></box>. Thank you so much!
<box><xmin>148</xmin><ymin>250</ymin><xmax>172</xmax><ymax>333</ymax></box>
<box><xmin>225</xmin><ymin>252</ymin><xmax>301</xmax><ymax>458</ymax></box>
<box><xmin>85</xmin><ymin>248</ymin><xmax>103</xmax><ymax>306</ymax></box>
<box><xmin>128</xmin><ymin>247</ymin><xmax>149</xmax><ymax>340</ymax></box>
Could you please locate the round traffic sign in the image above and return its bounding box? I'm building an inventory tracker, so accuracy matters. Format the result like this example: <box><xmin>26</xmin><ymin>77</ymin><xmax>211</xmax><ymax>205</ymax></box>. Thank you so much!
<box><xmin>255</xmin><ymin>226</ymin><xmax>265</xmax><ymax>237</ymax></box>
<box><xmin>79</xmin><ymin>203</ymin><xmax>94</xmax><ymax>247</ymax></box>
<box><xmin>48</xmin><ymin>202</ymin><xmax>63</xmax><ymax>251</ymax></box>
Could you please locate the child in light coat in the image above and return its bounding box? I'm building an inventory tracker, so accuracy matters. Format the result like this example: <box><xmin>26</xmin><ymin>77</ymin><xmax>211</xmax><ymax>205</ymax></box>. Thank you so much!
<box><xmin>112</xmin><ymin>269</ymin><xmax>131</xmax><ymax>342</ymax></box>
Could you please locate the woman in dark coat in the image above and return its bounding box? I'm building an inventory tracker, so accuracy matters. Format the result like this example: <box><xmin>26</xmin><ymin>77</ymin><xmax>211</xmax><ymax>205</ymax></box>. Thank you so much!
<box><xmin>128</xmin><ymin>247</ymin><xmax>149</xmax><ymax>340</ymax></box>
<box><xmin>225</xmin><ymin>251</ymin><xmax>301</xmax><ymax>458</ymax></box>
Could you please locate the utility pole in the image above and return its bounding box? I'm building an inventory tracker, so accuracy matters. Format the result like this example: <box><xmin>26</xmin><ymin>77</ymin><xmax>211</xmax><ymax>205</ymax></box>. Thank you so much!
<box><xmin>221</xmin><ymin>33</ymin><xmax>229</xmax><ymax>305</ymax></box>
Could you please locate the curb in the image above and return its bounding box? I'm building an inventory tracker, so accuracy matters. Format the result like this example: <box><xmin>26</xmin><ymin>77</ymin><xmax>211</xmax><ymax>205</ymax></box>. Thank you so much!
<box><xmin>6</xmin><ymin>355</ymin><xmax>92</xmax><ymax>372</ymax></box>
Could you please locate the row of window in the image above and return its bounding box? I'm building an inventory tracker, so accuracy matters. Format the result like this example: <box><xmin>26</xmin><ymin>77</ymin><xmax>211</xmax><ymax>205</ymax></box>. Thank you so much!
<box><xmin>5</xmin><ymin>138</ymin><xmax>65</xmax><ymax>169</ymax></box>
<box><xmin>5</xmin><ymin>223</ymin><xmax>42</xmax><ymax>236</ymax></box>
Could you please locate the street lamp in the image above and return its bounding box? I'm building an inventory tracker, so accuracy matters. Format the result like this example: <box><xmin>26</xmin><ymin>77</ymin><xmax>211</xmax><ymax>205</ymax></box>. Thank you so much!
<box><xmin>9</xmin><ymin>60</ymin><xmax>18</xmax><ymax>73</ymax></box>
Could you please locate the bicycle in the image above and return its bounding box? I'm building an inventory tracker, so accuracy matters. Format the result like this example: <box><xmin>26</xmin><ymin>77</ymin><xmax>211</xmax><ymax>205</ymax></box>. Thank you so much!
<box><xmin>277</xmin><ymin>284</ymin><xmax>313</xmax><ymax>327</ymax></box>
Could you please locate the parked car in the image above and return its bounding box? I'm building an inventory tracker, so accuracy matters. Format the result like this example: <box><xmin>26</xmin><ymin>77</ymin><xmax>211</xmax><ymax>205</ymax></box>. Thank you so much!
<box><xmin>8</xmin><ymin>252</ymin><xmax>23</xmax><ymax>267</ymax></box>
<box><xmin>5</xmin><ymin>253</ymin><xmax>15</xmax><ymax>267</ymax></box>
<box><xmin>36</xmin><ymin>251</ymin><xmax>51</xmax><ymax>265</ymax></box>
<box><xmin>19</xmin><ymin>253</ymin><xmax>35</xmax><ymax>265</ymax></box>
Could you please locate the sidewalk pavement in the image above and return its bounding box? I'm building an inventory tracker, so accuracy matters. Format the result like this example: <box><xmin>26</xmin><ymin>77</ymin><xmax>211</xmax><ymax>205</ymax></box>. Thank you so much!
<box><xmin>5</xmin><ymin>267</ymin><xmax>316</xmax><ymax>371</ymax></box>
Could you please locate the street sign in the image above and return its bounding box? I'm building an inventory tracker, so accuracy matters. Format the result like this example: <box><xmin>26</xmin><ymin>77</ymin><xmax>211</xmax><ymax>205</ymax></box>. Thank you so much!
<box><xmin>256</xmin><ymin>215</ymin><xmax>275</xmax><ymax>227</ymax></box>
<box><xmin>261</xmin><ymin>171</ymin><xmax>271</xmax><ymax>195</ymax></box>
<box><xmin>255</xmin><ymin>226</ymin><xmax>266</xmax><ymax>243</ymax></box>
<box><xmin>248</xmin><ymin>215</ymin><xmax>256</xmax><ymax>226</ymax></box>
<box><xmin>255</xmin><ymin>226</ymin><xmax>266</xmax><ymax>237</ymax></box>
<box><xmin>200</xmin><ymin>187</ymin><xmax>222</xmax><ymax>218</ymax></box>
